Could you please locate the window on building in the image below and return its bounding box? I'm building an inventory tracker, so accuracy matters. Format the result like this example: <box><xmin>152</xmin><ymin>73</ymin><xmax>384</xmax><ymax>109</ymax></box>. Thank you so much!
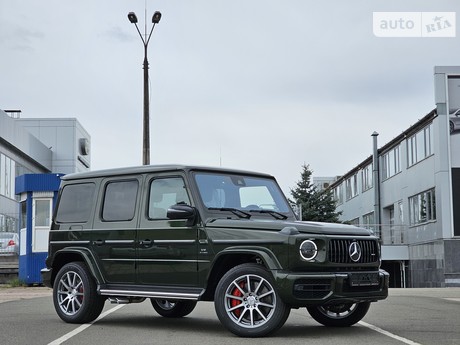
<box><xmin>409</xmin><ymin>188</ymin><xmax>436</xmax><ymax>225</ymax></box>
<box><xmin>349</xmin><ymin>218</ymin><xmax>359</xmax><ymax>226</ymax></box>
<box><xmin>345</xmin><ymin>173</ymin><xmax>358</xmax><ymax>200</ymax></box>
<box><xmin>102</xmin><ymin>180</ymin><xmax>139</xmax><ymax>222</ymax></box>
<box><xmin>388</xmin><ymin>205</ymin><xmax>396</xmax><ymax>244</ymax></box>
<box><xmin>0</xmin><ymin>213</ymin><xmax>17</xmax><ymax>233</ymax></box>
<box><xmin>407</xmin><ymin>123</ymin><xmax>433</xmax><ymax>167</ymax></box>
<box><xmin>34</xmin><ymin>199</ymin><xmax>51</xmax><ymax>227</ymax></box>
<box><xmin>381</xmin><ymin>145</ymin><xmax>401</xmax><ymax>180</ymax></box>
<box><xmin>398</xmin><ymin>200</ymin><xmax>405</xmax><ymax>243</ymax></box>
<box><xmin>362</xmin><ymin>212</ymin><xmax>375</xmax><ymax>231</ymax></box>
<box><xmin>361</xmin><ymin>164</ymin><xmax>373</xmax><ymax>192</ymax></box>
<box><xmin>0</xmin><ymin>153</ymin><xmax>16</xmax><ymax>199</ymax></box>
<box><xmin>333</xmin><ymin>184</ymin><xmax>343</xmax><ymax>205</ymax></box>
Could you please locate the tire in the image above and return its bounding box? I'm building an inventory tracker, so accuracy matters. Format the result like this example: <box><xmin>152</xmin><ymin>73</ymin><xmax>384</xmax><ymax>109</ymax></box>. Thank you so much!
<box><xmin>53</xmin><ymin>262</ymin><xmax>105</xmax><ymax>324</ymax></box>
<box><xmin>307</xmin><ymin>302</ymin><xmax>371</xmax><ymax>327</ymax></box>
<box><xmin>214</xmin><ymin>263</ymin><xmax>290</xmax><ymax>337</ymax></box>
<box><xmin>150</xmin><ymin>299</ymin><xmax>197</xmax><ymax>318</ymax></box>
<box><xmin>450</xmin><ymin>121</ymin><xmax>454</xmax><ymax>133</ymax></box>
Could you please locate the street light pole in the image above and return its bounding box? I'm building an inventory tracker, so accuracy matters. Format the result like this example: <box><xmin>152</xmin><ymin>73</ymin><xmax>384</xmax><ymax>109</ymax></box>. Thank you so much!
<box><xmin>128</xmin><ymin>11</ymin><xmax>162</xmax><ymax>166</ymax></box>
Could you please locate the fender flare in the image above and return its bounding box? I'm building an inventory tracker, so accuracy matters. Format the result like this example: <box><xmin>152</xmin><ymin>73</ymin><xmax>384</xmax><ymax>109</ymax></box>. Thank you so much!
<box><xmin>51</xmin><ymin>247</ymin><xmax>105</xmax><ymax>285</ymax></box>
<box><xmin>213</xmin><ymin>246</ymin><xmax>284</xmax><ymax>271</ymax></box>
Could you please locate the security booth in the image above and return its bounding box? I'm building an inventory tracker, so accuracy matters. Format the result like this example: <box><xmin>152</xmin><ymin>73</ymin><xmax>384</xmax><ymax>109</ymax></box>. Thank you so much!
<box><xmin>15</xmin><ymin>174</ymin><xmax>62</xmax><ymax>285</ymax></box>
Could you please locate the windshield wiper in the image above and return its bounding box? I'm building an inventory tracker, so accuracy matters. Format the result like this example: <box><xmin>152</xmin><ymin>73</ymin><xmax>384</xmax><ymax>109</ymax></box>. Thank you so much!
<box><xmin>208</xmin><ymin>208</ymin><xmax>251</xmax><ymax>219</ymax></box>
<box><xmin>248</xmin><ymin>209</ymin><xmax>288</xmax><ymax>220</ymax></box>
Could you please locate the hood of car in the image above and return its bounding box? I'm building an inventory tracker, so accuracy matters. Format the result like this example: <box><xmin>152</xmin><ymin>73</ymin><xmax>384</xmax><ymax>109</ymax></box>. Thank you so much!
<box><xmin>205</xmin><ymin>218</ymin><xmax>373</xmax><ymax>236</ymax></box>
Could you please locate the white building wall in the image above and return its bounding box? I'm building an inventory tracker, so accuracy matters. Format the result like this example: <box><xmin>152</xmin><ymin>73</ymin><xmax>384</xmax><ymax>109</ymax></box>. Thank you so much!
<box><xmin>330</xmin><ymin>67</ymin><xmax>460</xmax><ymax>287</ymax></box>
<box><xmin>16</xmin><ymin>118</ymin><xmax>91</xmax><ymax>174</ymax></box>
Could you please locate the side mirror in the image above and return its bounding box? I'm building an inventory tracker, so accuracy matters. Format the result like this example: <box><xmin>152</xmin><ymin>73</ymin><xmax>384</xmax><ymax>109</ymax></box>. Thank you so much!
<box><xmin>167</xmin><ymin>204</ymin><xmax>197</xmax><ymax>225</ymax></box>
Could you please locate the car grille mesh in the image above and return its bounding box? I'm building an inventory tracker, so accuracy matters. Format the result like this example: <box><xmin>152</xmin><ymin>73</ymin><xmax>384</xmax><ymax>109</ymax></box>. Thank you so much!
<box><xmin>328</xmin><ymin>239</ymin><xmax>379</xmax><ymax>264</ymax></box>
<box><xmin>293</xmin><ymin>279</ymin><xmax>332</xmax><ymax>299</ymax></box>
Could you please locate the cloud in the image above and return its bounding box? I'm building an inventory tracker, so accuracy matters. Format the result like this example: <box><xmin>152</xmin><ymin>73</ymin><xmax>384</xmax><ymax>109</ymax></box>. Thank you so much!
<box><xmin>0</xmin><ymin>25</ymin><xmax>44</xmax><ymax>51</ymax></box>
<box><xmin>103</xmin><ymin>26</ymin><xmax>133</xmax><ymax>43</ymax></box>
<box><xmin>1</xmin><ymin>0</ymin><xmax>460</xmax><ymax>195</ymax></box>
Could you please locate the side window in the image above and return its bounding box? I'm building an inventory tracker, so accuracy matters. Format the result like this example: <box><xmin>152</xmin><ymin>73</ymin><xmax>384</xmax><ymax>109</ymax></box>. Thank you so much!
<box><xmin>148</xmin><ymin>177</ymin><xmax>190</xmax><ymax>219</ymax></box>
<box><xmin>102</xmin><ymin>180</ymin><xmax>139</xmax><ymax>222</ymax></box>
<box><xmin>55</xmin><ymin>183</ymin><xmax>95</xmax><ymax>223</ymax></box>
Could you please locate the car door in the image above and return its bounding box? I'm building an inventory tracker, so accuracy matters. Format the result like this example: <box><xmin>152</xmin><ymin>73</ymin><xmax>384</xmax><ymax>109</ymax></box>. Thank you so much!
<box><xmin>91</xmin><ymin>176</ymin><xmax>142</xmax><ymax>284</ymax></box>
<box><xmin>137</xmin><ymin>174</ymin><xmax>198</xmax><ymax>287</ymax></box>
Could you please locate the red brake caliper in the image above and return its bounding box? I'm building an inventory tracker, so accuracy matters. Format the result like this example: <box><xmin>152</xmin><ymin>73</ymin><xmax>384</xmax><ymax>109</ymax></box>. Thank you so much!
<box><xmin>78</xmin><ymin>286</ymin><xmax>84</xmax><ymax>304</ymax></box>
<box><xmin>230</xmin><ymin>282</ymin><xmax>245</xmax><ymax>317</ymax></box>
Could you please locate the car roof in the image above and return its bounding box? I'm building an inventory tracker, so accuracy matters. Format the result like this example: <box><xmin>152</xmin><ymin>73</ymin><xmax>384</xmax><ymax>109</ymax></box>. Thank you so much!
<box><xmin>61</xmin><ymin>164</ymin><xmax>274</xmax><ymax>181</ymax></box>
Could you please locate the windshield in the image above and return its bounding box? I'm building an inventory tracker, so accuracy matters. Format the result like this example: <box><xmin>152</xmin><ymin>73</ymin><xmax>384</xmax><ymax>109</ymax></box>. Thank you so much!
<box><xmin>194</xmin><ymin>172</ymin><xmax>292</xmax><ymax>215</ymax></box>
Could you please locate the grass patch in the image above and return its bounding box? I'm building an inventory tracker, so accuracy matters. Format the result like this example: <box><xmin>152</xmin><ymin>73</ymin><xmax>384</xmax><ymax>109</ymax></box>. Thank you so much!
<box><xmin>6</xmin><ymin>278</ymin><xmax>26</xmax><ymax>287</ymax></box>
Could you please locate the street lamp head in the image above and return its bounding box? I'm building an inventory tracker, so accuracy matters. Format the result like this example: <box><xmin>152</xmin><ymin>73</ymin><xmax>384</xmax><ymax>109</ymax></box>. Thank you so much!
<box><xmin>128</xmin><ymin>12</ymin><xmax>138</xmax><ymax>24</ymax></box>
<box><xmin>152</xmin><ymin>11</ymin><xmax>162</xmax><ymax>24</ymax></box>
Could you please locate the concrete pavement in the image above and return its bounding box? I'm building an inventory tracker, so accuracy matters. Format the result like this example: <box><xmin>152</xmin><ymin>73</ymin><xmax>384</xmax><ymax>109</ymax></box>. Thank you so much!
<box><xmin>0</xmin><ymin>286</ymin><xmax>52</xmax><ymax>303</ymax></box>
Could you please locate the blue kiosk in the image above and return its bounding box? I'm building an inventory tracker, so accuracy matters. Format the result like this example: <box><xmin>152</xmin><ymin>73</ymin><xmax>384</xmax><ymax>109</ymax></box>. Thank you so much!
<box><xmin>15</xmin><ymin>174</ymin><xmax>63</xmax><ymax>285</ymax></box>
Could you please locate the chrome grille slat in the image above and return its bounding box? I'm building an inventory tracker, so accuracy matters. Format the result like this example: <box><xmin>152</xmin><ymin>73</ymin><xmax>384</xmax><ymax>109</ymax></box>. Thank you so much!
<box><xmin>328</xmin><ymin>239</ymin><xmax>379</xmax><ymax>264</ymax></box>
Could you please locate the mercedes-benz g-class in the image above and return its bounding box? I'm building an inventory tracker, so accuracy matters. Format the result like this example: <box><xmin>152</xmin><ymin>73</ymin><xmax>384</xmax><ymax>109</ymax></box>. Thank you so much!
<box><xmin>42</xmin><ymin>165</ymin><xmax>388</xmax><ymax>337</ymax></box>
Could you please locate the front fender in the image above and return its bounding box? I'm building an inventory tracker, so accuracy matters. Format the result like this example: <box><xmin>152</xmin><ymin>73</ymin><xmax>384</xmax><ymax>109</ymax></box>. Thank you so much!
<box><xmin>214</xmin><ymin>246</ymin><xmax>284</xmax><ymax>270</ymax></box>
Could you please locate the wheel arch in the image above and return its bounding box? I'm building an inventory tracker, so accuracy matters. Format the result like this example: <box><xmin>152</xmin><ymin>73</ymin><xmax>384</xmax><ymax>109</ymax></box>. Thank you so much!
<box><xmin>201</xmin><ymin>247</ymin><xmax>283</xmax><ymax>301</ymax></box>
<box><xmin>49</xmin><ymin>248</ymin><xmax>104</xmax><ymax>287</ymax></box>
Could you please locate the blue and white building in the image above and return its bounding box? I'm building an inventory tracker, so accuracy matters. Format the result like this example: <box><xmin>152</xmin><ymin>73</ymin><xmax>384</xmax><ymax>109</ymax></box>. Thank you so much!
<box><xmin>0</xmin><ymin>109</ymin><xmax>90</xmax><ymax>278</ymax></box>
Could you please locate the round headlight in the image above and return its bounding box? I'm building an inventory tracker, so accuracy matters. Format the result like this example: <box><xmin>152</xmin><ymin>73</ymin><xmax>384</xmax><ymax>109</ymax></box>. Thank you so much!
<box><xmin>300</xmin><ymin>240</ymin><xmax>318</xmax><ymax>261</ymax></box>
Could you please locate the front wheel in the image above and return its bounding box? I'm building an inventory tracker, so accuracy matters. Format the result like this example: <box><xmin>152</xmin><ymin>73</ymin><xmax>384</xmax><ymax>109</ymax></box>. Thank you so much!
<box><xmin>307</xmin><ymin>302</ymin><xmax>371</xmax><ymax>327</ymax></box>
<box><xmin>53</xmin><ymin>262</ymin><xmax>105</xmax><ymax>323</ymax></box>
<box><xmin>150</xmin><ymin>299</ymin><xmax>197</xmax><ymax>318</ymax></box>
<box><xmin>214</xmin><ymin>263</ymin><xmax>290</xmax><ymax>337</ymax></box>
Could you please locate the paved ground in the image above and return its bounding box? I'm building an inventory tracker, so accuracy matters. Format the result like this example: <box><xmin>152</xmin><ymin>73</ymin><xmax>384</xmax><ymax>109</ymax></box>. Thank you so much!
<box><xmin>0</xmin><ymin>286</ymin><xmax>459</xmax><ymax>344</ymax></box>
<box><xmin>0</xmin><ymin>285</ymin><xmax>52</xmax><ymax>303</ymax></box>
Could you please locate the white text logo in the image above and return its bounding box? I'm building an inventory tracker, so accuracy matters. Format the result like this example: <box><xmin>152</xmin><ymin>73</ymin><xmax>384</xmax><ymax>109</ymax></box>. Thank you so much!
<box><xmin>373</xmin><ymin>12</ymin><xmax>456</xmax><ymax>37</ymax></box>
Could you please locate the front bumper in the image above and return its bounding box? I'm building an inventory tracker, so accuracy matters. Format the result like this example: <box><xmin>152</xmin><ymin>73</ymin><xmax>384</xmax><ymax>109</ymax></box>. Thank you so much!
<box><xmin>274</xmin><ymin>269</ymin><xmax>389</xmax><ymax>306</ymax></box>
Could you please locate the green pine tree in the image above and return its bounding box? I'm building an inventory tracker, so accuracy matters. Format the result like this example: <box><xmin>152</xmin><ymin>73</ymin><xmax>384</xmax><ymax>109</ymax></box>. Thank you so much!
<box><xmin>290</xmin><ymin>164</ymin><xmax>342</xmax><ymax>222</ymax></box>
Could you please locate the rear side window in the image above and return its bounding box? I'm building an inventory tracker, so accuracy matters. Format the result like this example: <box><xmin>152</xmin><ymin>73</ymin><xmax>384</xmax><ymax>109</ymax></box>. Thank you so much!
<box><xmin>102</xmin><ymin>180</ymin><xmax>139</xmax><ymax>221</ymax></box>
<box><xmin>56</xmin><ymin>183</ymin><xmax>95</xmax><ymax>223</ymax></box>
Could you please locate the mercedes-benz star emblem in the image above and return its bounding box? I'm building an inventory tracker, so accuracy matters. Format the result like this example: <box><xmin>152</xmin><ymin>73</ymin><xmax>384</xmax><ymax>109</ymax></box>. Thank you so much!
<box><xmin>349</xmin><ymin>242</ymin><xmax>362</xmax><ymax>262</ymax></box>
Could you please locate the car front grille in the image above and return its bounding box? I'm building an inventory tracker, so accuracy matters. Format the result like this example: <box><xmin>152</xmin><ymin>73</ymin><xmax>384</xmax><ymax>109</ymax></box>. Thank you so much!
<box><xmin>328</xmin><ymin>239</ymin><xmax>379</xmax><ymax>264</ymax></box>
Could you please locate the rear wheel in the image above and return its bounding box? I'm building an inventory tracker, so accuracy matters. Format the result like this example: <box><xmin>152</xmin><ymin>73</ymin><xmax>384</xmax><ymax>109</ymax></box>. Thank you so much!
<box><xmin>214</xmin><ymin>263</ymin><xmax>290</xmax><ymax>337</ymax></box>
<box><xmin>150</xmin><ymin>299</ymin><xmax>197</xmax><ymax>318</ymax></box>
<box><xmin>307</xmin><ymin>302</ymin><xmax>371</xmax><ymax>327</ymax></box>
<box><xmin>53</xmin><ymin>262</ymin><xmax>105</xmax><ymax>323</ymax></box>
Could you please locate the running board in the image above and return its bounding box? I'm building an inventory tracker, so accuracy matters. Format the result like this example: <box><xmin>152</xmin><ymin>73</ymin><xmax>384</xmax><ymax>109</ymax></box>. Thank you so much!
<box><xmin>98</xmin><ymin>287</ymin><xmax>202</xmax><ymax>301</ymax></box>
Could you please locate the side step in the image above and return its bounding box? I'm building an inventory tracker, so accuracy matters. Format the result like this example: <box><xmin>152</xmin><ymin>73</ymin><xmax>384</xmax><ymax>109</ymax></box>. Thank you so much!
<box><xmin>99</xmin><ymin>285</ymin><xmax>203</xmax><ymax>301</ymax></box>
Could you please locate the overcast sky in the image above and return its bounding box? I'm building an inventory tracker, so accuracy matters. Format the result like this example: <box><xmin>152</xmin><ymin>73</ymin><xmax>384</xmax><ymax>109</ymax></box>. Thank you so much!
<box><xmin>1</xmin><ymin>1</ymin><xmax>459</xmax><ymax>195</ymax></box>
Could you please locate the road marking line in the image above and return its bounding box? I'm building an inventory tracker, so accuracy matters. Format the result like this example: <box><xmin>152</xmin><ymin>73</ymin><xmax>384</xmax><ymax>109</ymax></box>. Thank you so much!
<box><xmin>359</xmin><ymin>321</ymin><xmax>422</xmax><ymax>345</ymax></box>
<box><xmin>47</xmin><ymin>305</ymin><xmax>125</xmax><ymax>345</ymax></box>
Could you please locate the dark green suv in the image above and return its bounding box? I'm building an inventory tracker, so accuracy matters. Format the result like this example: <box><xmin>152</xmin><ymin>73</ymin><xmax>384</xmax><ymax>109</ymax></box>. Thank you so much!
<box><xmin>41</xmin><ymin>165</ymin><xmax>388</xmax><ymax>337</ymax></box>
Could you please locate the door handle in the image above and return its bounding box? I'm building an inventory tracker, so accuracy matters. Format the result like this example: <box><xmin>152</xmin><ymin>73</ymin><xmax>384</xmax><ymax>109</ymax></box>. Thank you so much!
<box><xmin>139</xmin><ymin>239</ymin><xmax>153</xmax><ymax>246</ymax></box>
<box><xmin>94</xmin><ymin>239</ymin><xmax>105</xmax><ymax>246</ymax></box>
